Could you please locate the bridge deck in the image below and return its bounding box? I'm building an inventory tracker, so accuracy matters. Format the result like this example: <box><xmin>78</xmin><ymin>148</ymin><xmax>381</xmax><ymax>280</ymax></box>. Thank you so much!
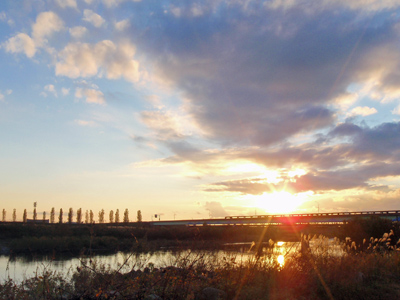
<box><xmin>151</xmin><ymin>210</ymin><xmax>400</xmax><ymax>226</ymax></box>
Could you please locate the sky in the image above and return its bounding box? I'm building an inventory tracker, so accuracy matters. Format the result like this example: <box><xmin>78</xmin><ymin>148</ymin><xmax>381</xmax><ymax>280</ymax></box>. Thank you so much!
<box><xmin>1</xmin><ymin>0</ymin><xmax>400</xmax><ymax>221</ymax></box>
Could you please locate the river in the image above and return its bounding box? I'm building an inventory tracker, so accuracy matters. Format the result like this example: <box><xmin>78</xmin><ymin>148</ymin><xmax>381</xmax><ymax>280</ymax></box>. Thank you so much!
<box><xmin>0</xmin><ymin>239</ymin><xmax>343</xmax><ymax>283</ymax></box>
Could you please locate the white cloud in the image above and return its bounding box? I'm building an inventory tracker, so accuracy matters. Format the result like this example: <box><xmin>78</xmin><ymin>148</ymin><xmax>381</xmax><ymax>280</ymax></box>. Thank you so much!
<box><xmin>75</xmin><ymin>87</ymin><xmax>105</xmax><ymax>104</ymax></box>
<box><xmin>0</xmin><ymin>89</ymin><xmax>12</xmax><ymax>102</ymax></box>
<box><xmin>392</xmin><ymin>105</ymin><xmax>400</xmax><ymax>115</ymax></box>
<box><xmin>3</xmin><ymin>33</ymin><xmax>36</xmax><ymax>58</ymax></box>
<box><xmin>114</xmin><ymin>19</ymin><xmax>129</xmax><ymax>31</ymax></box>
<box><xmin>55</xmin><ymin>0</ymin><xmax>77</xmax><ymax>9</ymax></box>
<box><xmin>55</xmin><ymin>40</ymin><xmax>140</xmax><ymax>82</ymax></box>
<box><xmin>61</xmin><ymin>88</ymin><xmax>70</xmax><ymax>96</ymax></box>
<box><xmin>74</xmin><ymin>119</ymin><xmax>98</xmax><ymax>127</ymax></box>
<box><xmin>170</xmin><ymin>7</ymin><xmax>182</xmax><ymax>17</ymax></box>
<box><xmin>334</xmin><ymin>93</ymin><xmax>359</xmax><ymax>111</ymax></box>
<box><xmin>0</xmin><ymin>11</ymin><xmax>6</xmax><ymax>21</ymax></box>
<box><xmin>103</xmin><ymin>0</ymin><xmax>121</xmax><ymax>7</ymax></box>
<box><xmin>4</xmin><ymin>11</ymin><xmax>63</xmax><ymax>58</ymax></box>
<box><xmin>265</xmin><ymin>0</ymin><xmax>400</xmax><ymax>13</ymax></box>
<box><xmin>32</xmin><ymin>11</ymin><xmax>64</xmax><ymax>47</ymax></box>
<box><xmin>83</xmin><ymin>9</ymin><xmax>105</xmax><ymax>27</ymax></box>
<box><xmin>348</xmin><ymin>106</ymin><xmax>378</xmax><ymax>117</ymax></box>
<box><xmin>191</xmin><ymin>4</ymin><xmax>204</xmax><ymax>17</ymax></box>
<box><xmin>69</xmin><ymin>26</ymin><xmax>87</xmax><ymax>39</ymax></box>
<box><xmin>44</xmin><ymin>84</ymin><xmax>58</xmax><ymax>97</ymax></box>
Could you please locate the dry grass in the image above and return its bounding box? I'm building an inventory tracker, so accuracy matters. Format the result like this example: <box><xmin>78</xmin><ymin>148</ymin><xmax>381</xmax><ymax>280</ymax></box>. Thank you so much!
<box><xmin>2</xmin><ymin>235</ymin><xmax>400</xmax><ymax>299</ymax></box>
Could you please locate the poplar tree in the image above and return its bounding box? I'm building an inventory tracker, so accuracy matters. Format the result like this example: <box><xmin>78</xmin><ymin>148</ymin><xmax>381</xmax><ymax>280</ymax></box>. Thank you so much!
<box><xmin>85</xmin><ymin>210</ymin><xmax>89</xmax><ymax>223</ymax></box>
<box><xmin>89</xmin><ymin>210</ymin><xmax>94</xmax><ymax>223</ymax></box>
<box><xmin>23</xmin><ymin>209</ymin><xmax>27</xmax><ymax>223</ymax></box>
<box><xmin>33</xmin><ymin>208</ymin><xmax>37</xmax><ymax>221</ymax></box>
<box><xmin>50</xmin><ymin>207</ymin><xmax>55</xmax><ymax>223</ymax></box>
<box><xmin>77</xmin><ymin>208</ymin><xmax>82</xmax><ymax>223</ymax></box>
<box><xmin>68</xmin><ymin>208</ymin><xmax>73</xmax><ymax>224</ymax></box>
<box><xmin>12</xmin><ymin>209</ymin><xmax>16</xmax><ymax>222</ymax></box>
<box><xmin>59</xmin><ymin>208</ymin><xmax>63</xmax><ymax>223</ymax></box>
<box><xmin>115</xmin><ymin>209</ymin><xmax>120</xmax><ymax>223</ymax></box>
<box><xmin>2</xmin><ymin>209</ymin><xmax>5</xmax><ymax>222</ymax></box>
<box><xmin>123</xmin><ymin>209</ymin><xmax>129</xmax><ymax>223</ymax></box>
<box><xmin>137</xmin><ymin>210</ymin><xmax>142</xmax><ymax>223</ymax></box>
<box><xmin>43</xmin><ymin>211</ymin><xmax>46</xmax><ymax>222</ymax></box>
<box><xmin>109</xmin><ymin>210</ymin><xmax>114</xmax><ymax>223</ymax></box>
<box><xmin>98</xmin><ymin>209</ymin><xmax>105</xmax><ymax>223</ymax></box>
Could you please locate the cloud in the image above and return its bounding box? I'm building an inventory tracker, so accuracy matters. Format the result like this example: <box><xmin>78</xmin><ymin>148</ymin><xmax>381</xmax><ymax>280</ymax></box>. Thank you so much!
<box><xmin>114</xmin><ymin>19</ymin><xmax>129</xmax><ymax>31</ymax></box>
<box><xmin>55</xmin><ymin>0</ymin><xmax>77</xmax><ymax>9</ymax></box>
<box><xmin>74</xmin><ymin>119</ymin><xmax>98</xmax><ymax>127</ymax></box>
<box><xmin>0</xmin><ymin>89</ymin><xmax>12</xmax><ymax>102</ymax></box>
<box><xmin>83</xmin><ymin>9</ymin><xmax>105</xmax><ymax>27</ymax></box>
<box><xmin>102</xmin><ymin>0</ymin><xmax>120</xmax><ymax>7</ymax></box>
<box><xmin>118</xmin><ymin>2</ymin><xmax>400</xmax><ymax>205</ymax></box>
<box><xmin>140</xmin><ymin>110</ymin><xmax>184</xmax><ymax>141</ymax></box>
<box><xmin>204</xmin><ymin>201</ymin><xmax>228</xmax><ymax>218</ymax></box>
<box><xmin>265</xmin><ymin>0</ymin><xmax>400</xmax><ymax>13</ymax></box>
<box><xmin>61</xmin><ymin>88</ymin><xmax>70</xmax><ymax>96</ymax></box>
<box><xmin>132</xmin><ymin>3</ymin><xmax>398</xmax><ymax>148</ymax></box>
<box><xmin>69</xmin><ymin>26</ymin><xmax>87</xmax><ymax>39</ymax></box>
<box><xmin>205</xmin><ymin>178</ymin><xmax>274</xmax><ymax>196</ymax></box>
<box><xmin>3</xmin><ymin>11</ymin><xmax>63</xmax><ymax>58</ymax></box>
<box><xmin>75</xmin><ymin>87</ymin><xmax>105</xmax><ymax>104</ymax></box>
<box><xmin>43</xmin><ymin>84</ymin><xmax>58</xmax><ymax>97</ymax></box>
<box><xmin>32</xmin><ymin>11</ymin><xmax>64</xmax><ymax>47</ymax></box>
<box><xmin>55</xmin><ymin>40</ymin><xmax>140</xmax><ymax>82</ymax></box>
<box><xmin>348</xmin><ymin>106</ymin><xmax>378</xmax><ymax>117</ymax></box>
<box><xmin>3</xmin><ymin>33</ymin><xmax>36</xmax><ymax>57</ymax></box>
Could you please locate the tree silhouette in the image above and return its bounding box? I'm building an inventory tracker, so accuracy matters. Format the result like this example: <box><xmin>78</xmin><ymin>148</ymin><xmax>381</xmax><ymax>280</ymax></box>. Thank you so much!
<box><xmin>85</xmin><ymin>210</ymin><xmax>89</xmax><ymax>223</ymax></box>
<box><xmin>12</xmin><ymin>209</ymin><xmax>16</xmax><ymax>222</ymax></box>
<box><xmin>77</xmin><ymin>208</ymin><xmax>82</xmax><ymax>223</ymax></box>
<box><xmin>109</xmin><ymin>210</ymin><xmax>114</xmax><ymax>223</ymax></box>
<box><xmin>42</xmin><ymin>211</ymin><xmax>46</xmax><ymax>222</ymax></box>
<box><xmin>68</xmin><ymin>208</ymin><xmax>73</xmax><ymax>224</ymax></box>
<box><xmin>137</xmin><ymin>210</ymin><xmax>142</xmax><ymax>223</ymax></box>
<box><xmin>2</xmin><ymin>209</ymin><xmax>5</xmax><ymax>222</ymax></box>
<box><xmin>115</xmin><ymin>209</ymin><xmax>120</xmax><ymax>223</ymax></box>
<box><xmin>123</xmin><ymin>209</ymin><xmax>129</xmax><ymax>223</ymax></box>
<box><xmin>23</xmin><ymin>209</ymin><xmax>27</xmax><ymax>223</ymax></box>
<box><xmin>89</xmin><ymin>210</ymin><xmax>94</xmax><ymax>224</ymax></box>
<box><xmin>59</xmin><ymin>208</ymin><xmax>63</xmax><ymax>223</ymax></box>
<box><xmin>98</xmin><ymin>209</ymin><xmax>105</xmax><ymax>223</ymax></box>
<box><xmin>50</xmin><ymin>207</ymin><xmax>55</xmax><ymax>223</ymax></box>
<box><xmin>33</xmin><ymin>208</ymin><xmax>37</xmax><ymax>221</ymax></box>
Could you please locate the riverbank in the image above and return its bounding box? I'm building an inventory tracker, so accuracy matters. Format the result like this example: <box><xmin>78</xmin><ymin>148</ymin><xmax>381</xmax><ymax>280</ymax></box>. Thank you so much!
<box><xmin>0</xmin><ymin>222</ymin><xmax>343</xmax><ymax>255</ymax></box>
<box><xmin>1</xmin><ymin>238</ymin><xmax>400</xmax><ymax>300</ymax></box>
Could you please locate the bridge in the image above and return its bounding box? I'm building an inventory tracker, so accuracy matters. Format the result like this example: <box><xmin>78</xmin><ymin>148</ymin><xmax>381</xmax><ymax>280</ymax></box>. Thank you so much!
<box><xmin>151</xmin><ymin>210</ymin><xmax>400</xmax><ymax>226</ymax></box>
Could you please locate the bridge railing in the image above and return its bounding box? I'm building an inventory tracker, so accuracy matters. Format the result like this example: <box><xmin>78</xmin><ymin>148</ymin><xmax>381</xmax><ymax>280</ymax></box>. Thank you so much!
<box><xmin>225</xmin><ymin>210</ymin><xmax>400</xmax><ymax>220</ymax></box>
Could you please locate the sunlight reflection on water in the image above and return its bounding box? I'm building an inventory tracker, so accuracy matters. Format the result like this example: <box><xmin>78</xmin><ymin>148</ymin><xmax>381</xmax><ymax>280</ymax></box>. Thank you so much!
<box><xmin>0</xmin><ymin>238</ymin><xmax>344</xmax><ymax>282</ymax></box>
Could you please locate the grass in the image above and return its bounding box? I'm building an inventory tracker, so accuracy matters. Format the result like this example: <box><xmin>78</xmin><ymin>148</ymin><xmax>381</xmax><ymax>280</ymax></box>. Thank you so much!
<box><xmin>2</xmin><ymin>235</ymin><xmax>400</xmax><ymax>299</ymax></box>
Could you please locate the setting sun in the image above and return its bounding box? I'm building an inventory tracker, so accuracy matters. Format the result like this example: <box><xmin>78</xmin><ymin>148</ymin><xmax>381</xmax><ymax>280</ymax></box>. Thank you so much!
<box><xmin>255</xmin><ymin>191</ymin><xmax>309</xmax><ymax>214</ymax></box>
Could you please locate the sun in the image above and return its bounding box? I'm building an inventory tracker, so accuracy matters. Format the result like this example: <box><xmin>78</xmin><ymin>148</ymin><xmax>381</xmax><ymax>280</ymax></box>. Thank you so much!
<box><xmin>255</xmin><ymin>191</ymin><xmax>307</xmax><ymax>214</ymax></box>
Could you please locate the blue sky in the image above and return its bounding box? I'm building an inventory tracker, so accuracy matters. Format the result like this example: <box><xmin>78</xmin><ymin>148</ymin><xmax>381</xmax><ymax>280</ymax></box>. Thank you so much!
<box><xmin>1</xmin><ymin>0</ymin><xmax>400</xmax><ymax>221</ymax></box>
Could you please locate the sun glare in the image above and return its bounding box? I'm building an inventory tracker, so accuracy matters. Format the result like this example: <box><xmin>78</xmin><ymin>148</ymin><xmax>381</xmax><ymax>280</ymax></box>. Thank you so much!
<box><xmin>255</xmin><ymin>191</ymin><xmax>309</xmax><ymax>214</ymax></box>
<box><xmin>277</xmin><ymin>255</ymin><xmax>285</xmax><ymax>266</ymax></box>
